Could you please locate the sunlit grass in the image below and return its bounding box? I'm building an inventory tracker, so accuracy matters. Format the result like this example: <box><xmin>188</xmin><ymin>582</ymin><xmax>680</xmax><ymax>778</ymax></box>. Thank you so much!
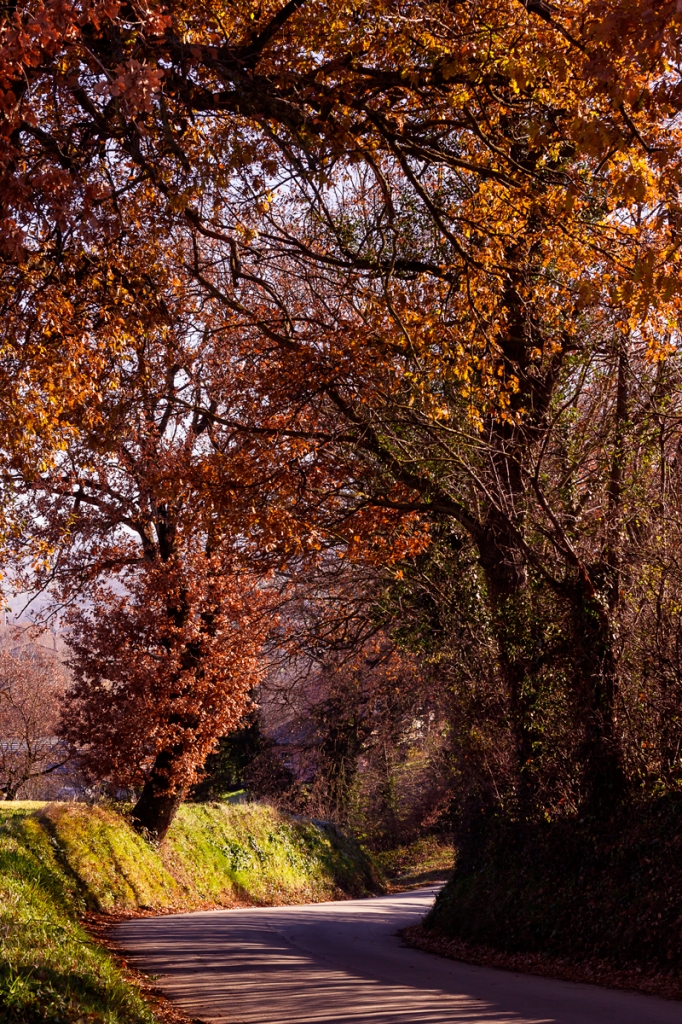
<box><xmin>165</xmin><ymin>803</ymin><xmax>379</xmax><ymax>904</ymax></box>
<box><xmin>0</xmin><ymin>806</ymin><xmax>156</xmax><ymax>1024</ymax></box>
<box><xmin>46</xmin><ymin>803</ymin><xmax>181</xmax><ymax>911</ymax></box>
<box><xmin>374</xmin><ymin>835</ymin><xmax>454</xmax><ymax>890</ymax></box>
<box><xmin>35</xmin><ymin>801</ymin><xmax>378</xmax><ymax>912</ymax></box>
<box><xmin>0</xmin><ymin>800</ymin><xmax>380</xmax><ymax>1022</ymax></box>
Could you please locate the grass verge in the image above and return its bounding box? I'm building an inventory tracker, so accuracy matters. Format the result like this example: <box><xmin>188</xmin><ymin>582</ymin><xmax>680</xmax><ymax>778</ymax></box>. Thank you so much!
<box><xmin>0</xmin><ymin>801</ymin><xmax>380</xmax><ymax>1022</ymax></box>
<box><xmin>0</xmin><ymin>803</ymin><xmax>157</xmax><ymax>1024</ymax></box>
<box><xmin>373</xmin><ymin>836</ymin><xmax>454</xmax><ymax>891</ymax></box>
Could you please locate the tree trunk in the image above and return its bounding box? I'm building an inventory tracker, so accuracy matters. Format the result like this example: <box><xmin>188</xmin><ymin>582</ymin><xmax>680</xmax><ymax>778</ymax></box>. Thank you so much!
<box><xmin>574</xmin><ymin>342</ymin><xmax>627</xmax><ymax>812</ymax></box>
<box><xmin>131</xmin><ymin>750</ymin><xmax>186</xmax><ymax>841</ymax></box>
<box><xmin>130</xmin><ymin>571</ymin><xmax>198</xmax><ymax>842</ymax></box>
<box><xmin>478</xmin><ymin>524</ymin><xmax>538</xmax><ymax>816</ymax></box>
<box><xmin>572</xmin><ymin>588</ymin><xmax>625</xmax><ymax>812</ymax></box>
<box><xmin>496</xmin><ymin>624</ymin><xmax>537</xmax><ymax>814</ymax></box>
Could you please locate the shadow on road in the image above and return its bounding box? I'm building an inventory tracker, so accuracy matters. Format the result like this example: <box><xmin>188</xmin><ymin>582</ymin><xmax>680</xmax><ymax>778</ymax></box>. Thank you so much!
<box><xmin>115</xmin><ymin>889</ymin><xmax>682</xmax><ymax>1024</ymax></box>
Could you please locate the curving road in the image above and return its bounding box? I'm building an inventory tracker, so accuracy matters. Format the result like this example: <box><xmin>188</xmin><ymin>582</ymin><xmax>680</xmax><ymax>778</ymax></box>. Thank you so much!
<box><xmin>115</xmin><ymin>888</ymin><xmax>682</xmax><ymax>1024</ymax></box>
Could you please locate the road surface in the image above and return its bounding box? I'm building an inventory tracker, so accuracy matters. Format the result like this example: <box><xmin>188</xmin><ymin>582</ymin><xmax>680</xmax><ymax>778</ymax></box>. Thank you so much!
<box><xmin>115</xmin><ymin>887</ymin><xmax>682</xmax><ymax>1024</ymax></box>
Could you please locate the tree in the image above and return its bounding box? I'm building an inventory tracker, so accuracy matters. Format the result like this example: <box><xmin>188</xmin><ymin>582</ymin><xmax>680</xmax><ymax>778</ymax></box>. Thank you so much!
<box><xmin>11</xmin><ymin>323</ymin><xmax>287</xmax><ymax>838</ymax></box>
<box><xmin>0</xmin><ymin>632</ymin><xmax>69</xmax><ymax>800</ymax></box>
<box><xmin>189</xmin><ymin>710</ymin><xmax>270</xmax><ymax>802</ymax></box>
<box><xmin>63</xmin><ymin>550</ymin><xmax>270</xmax><ymax>839</ymax></box>
<box><xmin>6</xmin><ymin>236</ymin><xmax>428</xmax><ymax>836</ymax></box>
<box><xmin>118</xmin><ymin>0</ymin><xmax>681</xmax><ymax>807</ymax></box>
<box><xmin>4</xmin><ymin>0</ymin><xmax>682</xmax><ymax>833</ymax></box>
<box><xmin>258</xmin><ymin>550</ymin><xmax>454</xmax><ymax>842</ymax></box>
<box><xmin>2</xmin><ymin>0</ymin><xmax>681</xmax><ymax>477</ymax></box>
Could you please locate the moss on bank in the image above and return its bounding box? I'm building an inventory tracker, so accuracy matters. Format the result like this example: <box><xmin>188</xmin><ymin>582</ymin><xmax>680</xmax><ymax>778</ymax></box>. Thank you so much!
<box><xmin>426</xmin><ymin>794</ymin><xmax>682</xmax><ymax>973</ymax></box>
<box><xmin>0</xmin><ymin>801</ymin><xmax>380</xmax><ymax>1022</ymax></box>
<box><xmin>41</xmin><ymin>802</ymin><xmax>378</xmax><ymax>911</ymax></box>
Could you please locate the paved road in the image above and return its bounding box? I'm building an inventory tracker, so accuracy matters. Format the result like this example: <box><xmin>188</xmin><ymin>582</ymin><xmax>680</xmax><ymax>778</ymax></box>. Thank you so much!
<box><xmin>115</xmin><ymin>888</ymin><xmax>682</xmax><ymax>1024</ymax></box>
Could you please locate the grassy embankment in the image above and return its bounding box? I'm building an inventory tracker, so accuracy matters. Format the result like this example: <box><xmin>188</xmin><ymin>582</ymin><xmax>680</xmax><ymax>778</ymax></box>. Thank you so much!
<box><xmin>374</xmin><ymin>835</ymin><xmax>454</xmax><ymax>890</ymax></box>
<box><xmin>0</xmin><ymin>800</ymin><xmax>379</xmax><ymax>1023</ymax></box>
<box><xmin>410</xmin><ymin>795</ymin><xmax>682</xmax><ymax>998</ymax></box>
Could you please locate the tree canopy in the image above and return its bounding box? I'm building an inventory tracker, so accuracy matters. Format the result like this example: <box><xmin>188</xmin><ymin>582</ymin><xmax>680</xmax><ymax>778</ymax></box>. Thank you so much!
<box><xmin>2</xmin><ymin>0</ymin><xmax>682</xmax><ymax>835</ymax></box>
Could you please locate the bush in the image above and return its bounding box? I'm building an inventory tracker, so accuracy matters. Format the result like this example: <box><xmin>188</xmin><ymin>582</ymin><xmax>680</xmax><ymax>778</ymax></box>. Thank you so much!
<box><xmin>427</xmin><ymin>794</ymin><xmax>682</xmax><ymax>970</ymax></box>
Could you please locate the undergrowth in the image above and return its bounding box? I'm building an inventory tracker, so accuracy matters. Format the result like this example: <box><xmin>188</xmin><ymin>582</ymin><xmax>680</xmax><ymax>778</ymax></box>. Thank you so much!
<box><xmin>374</xmin><ymin>836</ymin><xmax>454</xmax><ymax>890</ymax></box>
<box><xmin>426</xmin><ymin>794</ymin><xmax>682</xmax><ymax>972</ymax></box>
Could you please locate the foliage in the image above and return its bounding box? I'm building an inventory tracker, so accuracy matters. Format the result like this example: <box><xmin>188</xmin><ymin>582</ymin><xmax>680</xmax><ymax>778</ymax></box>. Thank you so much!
<box><xmin>426</xmin><ymin>795</ymin><xmax>682</xmax><ymax>972</ymax></box>
<box><xmin>10</xmin><ymin>329</ymin><xmax>284</xmax><ymax>838</ymax></box>
<box><xmin>188</xmin><ymin>711</ymin><xmax>264</xmax><ymax>801</ymax></box>
<box><xmin>374</xmin><ymin>836</ymin><xmax>454</xmax><ymax>891</ymax></box>
<box><xmin>62</xmin><ymin>555</ymin><xmax>269</xmax><ymax>830</ymax></box>
<box><xmin>3</xmin><ymin>0</ymin><xmax>682</xmax><ymax>901</ymax></box>
<box><xmin>256</xmin><ymin>627</ymin><xmax>455</xmax><ymax>847</ymax></box>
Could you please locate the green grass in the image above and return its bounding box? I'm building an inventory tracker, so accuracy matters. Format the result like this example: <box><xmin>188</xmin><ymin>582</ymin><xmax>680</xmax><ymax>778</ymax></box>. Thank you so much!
<box><xmin>164</xmin><ymin>804</ymin><xmax>379</xmax><ymax>904</ymax></box>
<box><xmin>374</xmin><ymin>836</ymin><xmax>454</xmax><ymax>890</ymax></box>
<box><xmin>0</xmin><ymin>801</ymin><xmax>380</xmax><ymax>1023</ymax></box>
<box><xmin>0</xmin><ymin>805</ymin><xmax>156</xmax><ymax>1024</ymax></box>
<box><xmin>38</xmin><ymin>802</ymin><xmax>379</xmax><ymax>912</ymax></box>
